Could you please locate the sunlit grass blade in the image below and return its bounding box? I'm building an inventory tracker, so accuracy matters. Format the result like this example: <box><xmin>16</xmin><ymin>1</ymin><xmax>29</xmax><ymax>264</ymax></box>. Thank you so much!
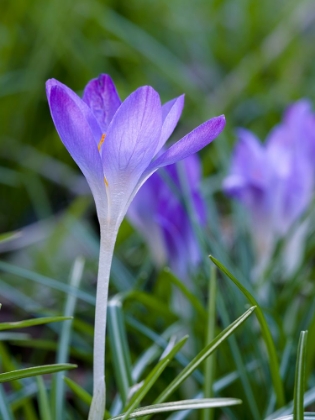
<box><xmin>0</xmin><ymin>316</ymin><xmax>72</xmax><ymax>331</ymax></box>
<box><xmin>36</xmin><ymin>377</ymin><xmax>52</xmax><ymax>420</ymax></box>
<box><xmin>153</xmin><ymin>306</ymin><xmax>255</xmax><ymax>405</ymax></box>
<box><xmin>110</xmin><ymin>398</ymin><xmax>242</xmax><ymax>419</ymax></box>
<box><xmin>265</xmin><ymin>386</ymin><xmax>315</xmax><ymax>420</ymax></box>
<box><xmin>63</xmin><ymin>377</ymin><xmax>112</xmax><ymax>419</ymax></box>
<box><xmin>123</xmin><ymin>358</ymin><xmax>170</xmax><ymax>420</ymax></box>
<box><xmin>160</xmin><ymin>269</ymin><xmax>206</xmax><ymax>320</ymax></box>
<box><xmin>123</xmin><ymin>336</ymin><xmax>188</xmax><ymax>419</ymax></box>
<box><xmin>293</xmin><ymin>331</ymin><xmax>308</xmax><ymax>420</ymax></box>
<box><xmin>108</xmin><ymin>297</ymin><xmax>133</xmax><ymax>405</ymax></box>
<box><xmin>131</xmin><ymin>323</ymin><xmax>181</xmax><ymax>382</ymax></box>
<box><xmin>51</xmin><ymin>257</ymin><xmax>84</xmax><ymax>419</ymax></box>
<box><xmin>0</xmin><ymin>342</ymin><xmax>38</xmax><ymax>418</ymax></box>
<box><xmin>64</xmin><ymin>376</ymin><xmax>92</xmax><ymax>406</ymax></box>
<box><xmin>217</xmin><ymin>293</ymin><xmax>260</xmax><ymax>420</ymax></box>
<box><xmin>273</xmin><ymin>415</ymin><xmax>315</xmax><ymax>420</ymax></box>
<box><xmin>0</xmin><ymin>261</ymin><xmax>95</xmax><ymax>305</ymax></box>
<box><xmin>210</xmin><ymin>255</ymin><xmax>285</xmax><ymax>407</ymax></box>
<box><xmin>0</xmin><ymin>363</ymin><xmax>77</xmax><ymax>383</ymax></box>
<box><xmin>202</xmin><ymin>265</ymin><xmax>216</xmax><ymax>420</ymax></box>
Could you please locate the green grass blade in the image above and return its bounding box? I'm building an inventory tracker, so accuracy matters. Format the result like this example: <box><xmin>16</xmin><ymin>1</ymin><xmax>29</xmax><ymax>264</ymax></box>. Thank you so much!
<box><xmin>160</xmin><ymin>269</ymin><xmax>206</xmax><ymax>320</ymax></box>
<box><xmin>0</xmin><ymin>261</ymin><xmax>95</xmax><ymax>305</ymax></box>
<box><xmin>202</xmin><ymin>266</ymin><xmax>217</xmax><ymax>420</ymax></box>
<box><xmin>123</xmin><ymin>358</ymin><xmax>170</xmax><ymax>420</ymax></box>
<box><xmin>123</xmin><ymin>336</ymin><xmax>188</xmax><ymax>419</ymax></box>
<box><xmin>110</xmin><ymin>399</ymin><xmax>242</xmax><ymax>419</ymax></box>
<box><xmin>293</xmin><ymin>331</ymin><xmax>308</xmax><ymax>420</ymax></box>
<box><xmin>0</xmin><ymin>316</ymin><xmax>72</xmax><ymax>331</ymax></box>
<box><xmin>131</xmin><ymin>323</ymin><xmax>181</xmax><ymax>382</ymax></box>
<box><xmin>0</xmin><ymin>363</ymin><xmax>77</xmax><ymax>383</ymax></box>
<box><xmin>217</xmin><ymin>293</ymin><xmax>260</xmax><ymax>420</ymax></box>
<box><xmin>210</xmin><ymin>255</ymin><xmax>285</xmax><ymax>407</ymax></box>
<box><xmin>108</xmin><ymin>298</ymin><xmax>133</xmax><ymax>404</ymax></box>
<box><xmin>153</xmin><ymin>306</ymin><xmax>255</xmax><ymax>405</ymax></box>
<box><xmin>273</xmin><ymin>415</ymin><xmax>315</xmax><ymax>420</ymax></box>
<box><xmin>64</xmin><ymin>376</ymin><xmax>92</xmax><ymax>406</ymax></box>
<box><xmin>51</xmin><ymin>257</ymin><xmax>84</xmax><ymax>419</ymax></box>
<box><xmin>63</xmin><ymin>377</ymin><xmax>112</xmax><ymax>419</ymax></box>
<box><xmin>36</xmin><ymin>377</ymin><xmax>52</xmax><ymax>420</ymax></box>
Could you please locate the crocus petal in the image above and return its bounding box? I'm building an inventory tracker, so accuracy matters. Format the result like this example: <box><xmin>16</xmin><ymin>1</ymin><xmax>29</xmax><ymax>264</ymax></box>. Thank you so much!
<box><xmin>284</xmin><ymin>99</ymin><xmax>313</xmax><ymax>128</ymax></box>
<box><xmin>46</xmin><ymin>79</ymin><xmax>102</xmax><ymax>148</ymax></box>
<box><xmin>83</xmin><ymin>74</ymin><xmax>121</xmax><ymax>132</ymax></box>
<box><xmin>154</xmin><ymin>95</ymin><xmax>185</xmax><ymax>156</ymax></box>
<box><xmin>46</xmin><ymin>80</ymin><xmax>106</xmax><ymax>216</ymax></box>
<box><xmin>147</xmin><ymin>115</ymin><xmax>225</xmax><ymax>172</ymax></box>
<box><xmin>230</xmin><ymin>128</ymin><xmax>268</xmax><ymax>188</ymax></box>
<box><xmin>102</xmin><ymin>86</ymin><xmax>162</xmax><ymax>212</ymax></box>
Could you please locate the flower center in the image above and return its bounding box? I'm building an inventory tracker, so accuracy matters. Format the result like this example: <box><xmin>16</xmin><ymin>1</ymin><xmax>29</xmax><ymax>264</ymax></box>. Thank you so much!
<box><xmin>98</xmin><ymin>133</ymin><xmax>106</xmax><ymax>151</ymax></box>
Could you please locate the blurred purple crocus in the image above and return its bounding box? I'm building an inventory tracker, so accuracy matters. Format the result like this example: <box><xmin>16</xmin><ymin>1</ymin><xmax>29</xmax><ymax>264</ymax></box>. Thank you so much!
<box><xmin>128</xmin><ymin>154</ymin><xmax>206</xmax><ymax>281</ymax></box>
<box><xmin>224</xmin><ymin>100</ymin><xmax>315</xmax><ymax>276</ymax></box>
<box><xmin>46</xmin><ymin>74</ymin><xmax>225</xmax><ymax>420</ymax></box>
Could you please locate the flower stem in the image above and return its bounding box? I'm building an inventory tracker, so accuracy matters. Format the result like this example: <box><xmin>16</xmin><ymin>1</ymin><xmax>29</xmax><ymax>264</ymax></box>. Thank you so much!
<box><xmin>88</xmin><ymin>224</ymin><xmax>118</xmax><ymax>420</ymax></box>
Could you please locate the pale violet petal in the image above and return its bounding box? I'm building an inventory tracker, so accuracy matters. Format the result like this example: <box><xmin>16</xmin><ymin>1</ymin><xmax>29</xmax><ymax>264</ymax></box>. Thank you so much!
<box><xmin>154</xmin><ymin>95</ymin><xmax>185</xmax><ymax>156</ymax></box>
<box><xmin>147</xmin><ymin>115</ymin><xmax>225</xmax><ymax>172</ymax></box>
<box><xmin>101</xmin><ymin>86</ymin><xmax>162</xmax><ymax>217</ymax></box>
<box><xmin>46</xmin><ymin>80</ymin><xmax>107</xmax><ymax>218</ymax></box>
<box><xmin>83</xmin><ymin>74</ymin><xmax>121</xmax><ymax>132</ymax></box>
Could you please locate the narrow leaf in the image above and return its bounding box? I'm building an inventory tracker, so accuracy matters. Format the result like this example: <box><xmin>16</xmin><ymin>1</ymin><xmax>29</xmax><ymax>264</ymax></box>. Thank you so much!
<box><xmin>0</xmin><ymin>316</ymin><xmax>72</xmax><ymax>331</ymax></box>
<box><xmin>202</xmin><ymin>265</ymin><xmax>216</xmax><ymax>420</ymax></box>
<box><xmin>36</xmin><ymin>377</ymin><xmax>52</xmax><ymax>420</ymax></box>
<box><xmin>0</xmin><ymin>364</ymin><xmax>77</xmax><ymax>383</ymax></box>
<box><xmin>123</xmin><ymin>358</ymin><xmax>170</xmax><ymax>420</ymax></box>
<box><xmin>123</xmin><ymin>336</ymin><xmax>188</xmax><ymax>419</ymax></box>
<box><xmin>273</xmin><ymin>415</ymin><xmax>315</xmax><ymax>420</ymax></box>
<box><xmin>210</xmin><ymin>255</ymin><xmax>285</xmax><ymax>407</ymax></box>
<box><xmin>153</xmin><ymin>306</ymin><xmax>255</xmax><ymax>405</ymax></box>
<box><xmin>160</xmin><ymin>269</ymin><xmax>206</xmax><ymax>319</ymax></box>
<box><xmin>109</xmin><ymin>398</ymin><xmax>242</xmax><ymax>419</ymax></box>
<box><xmin>64</xmin><ymin>377</ymin><xmax>92</xmax><ymax>405</ymax></box>
<box><xmin>63</xmin><ymin>377</ymin><xmax>111</xmax><ymax>419</ymax></box>
<box><xmin>52</xmin><ymin>257</ymin><xmax>84</xmax><ymax>419</ymax></box>
<box><xmin>293</xmin><ymin>331</ymin><xmax>308</xmax><ymax>420</ymax></box>
<box><xmin>108</xmin><ymin>298</ymin><xmax>133</xmax><ymax>404</ymax></box>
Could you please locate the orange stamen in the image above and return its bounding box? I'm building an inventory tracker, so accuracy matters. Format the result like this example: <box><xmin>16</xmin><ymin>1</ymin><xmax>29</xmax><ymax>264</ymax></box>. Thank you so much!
<box><xmin>104</xmin><ymin>176</ymin><xmax>109</xmax><ymax>187</ymax></box>
<box><xmin>98</xmin><ymin>133</ymin><xmax>106</xmax><ymax>151</ymax></box>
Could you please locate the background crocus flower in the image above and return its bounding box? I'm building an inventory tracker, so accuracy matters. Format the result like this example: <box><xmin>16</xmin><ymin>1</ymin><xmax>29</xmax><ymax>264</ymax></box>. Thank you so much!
<box><xmin>223</xmin><ymin>100</ymin><xmax>314</xmax><ymax>277</ymax></box>
<box><xmin>127</xmin><ymin>154</ymin><xmax>206</xmax><ymax>281</ymax></box>
<box><xmin>46</xmin><ymin>74</ymin><xmax>225</xmax><ymax>420</ymax></box>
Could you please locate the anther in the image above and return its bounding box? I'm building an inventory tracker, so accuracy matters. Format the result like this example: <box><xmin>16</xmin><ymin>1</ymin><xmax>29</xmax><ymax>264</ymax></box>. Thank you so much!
<box><xmin>98</xmin><ymin>134</ymin><xmax>106</xmax><ymax>151</ymax></box>
<box><xmin>104</xmin><ymin>176</ymin><xmax>109</xmax><ymax>187</ymax></box>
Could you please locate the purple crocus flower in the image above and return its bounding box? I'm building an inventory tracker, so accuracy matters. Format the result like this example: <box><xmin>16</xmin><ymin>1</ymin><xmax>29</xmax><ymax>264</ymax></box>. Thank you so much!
<box><xmin>46</xmin><ymin>74</ymin><xmax>225</xmax><ymax>420</ymax></box>
<box><xmin>224</xmin><ymin>100</ymin><xmax>314</xmax><ymax>276</ymax></box>
<box><xmin>46</xmin><ymin>75</ymin><xmax>225</xmax><ymax>229</ymax></box>
<box><xmin>127</xmin><ymin>154</ymin><xmax>206</xmax><ymax>281</ymax></box>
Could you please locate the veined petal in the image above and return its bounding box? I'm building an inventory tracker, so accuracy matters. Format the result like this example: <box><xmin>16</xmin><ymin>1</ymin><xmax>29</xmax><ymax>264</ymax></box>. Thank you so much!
<box><xmin>147</xmin><ymin>115</ymin><xmax>225</xmax><ymax>172</ymax></box>
<box><xmin>46</xmin><ymin>79</ymin><xmax>102</xmax><ymax>147</ymax></box>
<box><xmin>102</xmin><ymin>86</ymin><xmax>162</xmax><ymax>210</ymax></box>
<box><xmin>83</xmin><ymin>74</ymin><xmax>121</xmax><ymax>132</ymax></box>
<box><xmin>154</xmin><ymin>95</ymin><xmax>185</xmax><ymax>155</ymax></box>
<box><xmin>46</xmin><ymin>81</ymin><xmax>106</xmax><ymax>216</ymax></box>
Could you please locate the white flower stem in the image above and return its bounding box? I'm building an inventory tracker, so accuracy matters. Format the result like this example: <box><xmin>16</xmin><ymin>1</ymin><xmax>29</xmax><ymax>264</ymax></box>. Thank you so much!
<box><xmin>88</xmin><ymin>222</ymin><xmax>118</xmax><ymax>420</ymax></box>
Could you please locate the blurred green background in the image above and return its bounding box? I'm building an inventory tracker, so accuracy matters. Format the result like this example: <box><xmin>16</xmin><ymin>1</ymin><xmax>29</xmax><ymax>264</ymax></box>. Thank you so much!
<box><xmin>1</xmin><ymin>2</ymin><xmax>315</xmax><ymax>418</ymax></box>
<box><xmin>1</xmin><ymin>0</ymin><xmax>315</xmax><ymax>232</ymax></box>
